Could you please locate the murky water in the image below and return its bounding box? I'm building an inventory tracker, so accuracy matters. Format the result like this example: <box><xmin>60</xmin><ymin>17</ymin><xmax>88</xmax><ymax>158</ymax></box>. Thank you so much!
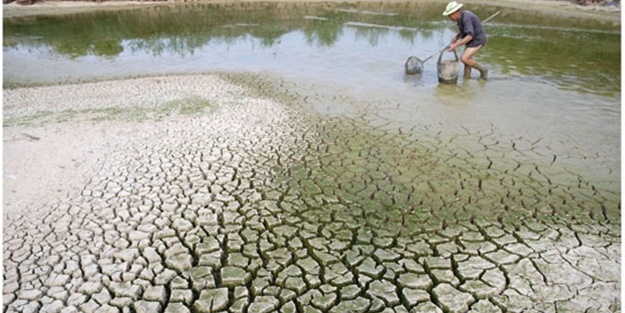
<box><xmin>3</xmin><ymin>2</ymin><xmax>620</xmax><ymax>92</ymax></box>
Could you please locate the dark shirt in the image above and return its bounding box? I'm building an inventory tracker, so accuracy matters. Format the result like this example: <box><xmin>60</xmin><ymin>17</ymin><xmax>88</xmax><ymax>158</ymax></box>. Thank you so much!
<box><xmin>457</xmin><ymin>10</ymin><xmax>487</xmax><ymax>47</ymax></box>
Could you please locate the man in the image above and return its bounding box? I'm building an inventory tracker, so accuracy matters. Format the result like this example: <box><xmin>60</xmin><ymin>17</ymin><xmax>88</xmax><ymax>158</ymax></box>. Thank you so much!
<box><xmin>443</xmin><ymin>1</ymin><xmax>488</xmax><ymax>80</ymax></box>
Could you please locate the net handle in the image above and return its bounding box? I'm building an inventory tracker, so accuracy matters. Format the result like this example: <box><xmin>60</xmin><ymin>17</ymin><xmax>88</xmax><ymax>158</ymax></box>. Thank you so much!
<box><xmin>481</xmin><ymin>11</ymin><xmax>501</xmax><ymax>24</ymax></box>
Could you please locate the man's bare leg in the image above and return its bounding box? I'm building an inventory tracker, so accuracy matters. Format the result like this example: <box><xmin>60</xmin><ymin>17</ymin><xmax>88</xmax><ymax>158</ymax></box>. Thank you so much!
<box><xmin>461</xmin><ymin>45</ymin><xmax>488</xmax><ymax>79</ymax></box>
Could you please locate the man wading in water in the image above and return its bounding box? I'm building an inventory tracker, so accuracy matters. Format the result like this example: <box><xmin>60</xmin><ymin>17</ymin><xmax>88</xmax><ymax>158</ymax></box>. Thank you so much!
<box><xmin>443</xmin><ymin>1</ymin><xmax>488</xmax><ymax>80</ymax></box>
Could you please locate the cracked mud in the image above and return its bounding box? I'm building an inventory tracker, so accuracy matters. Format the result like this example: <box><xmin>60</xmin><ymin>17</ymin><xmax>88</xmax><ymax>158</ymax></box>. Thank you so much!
<box><xmin>3</xmin><ymin>74</ymin><xmax>620</xmax><ymax>313</ymax></box>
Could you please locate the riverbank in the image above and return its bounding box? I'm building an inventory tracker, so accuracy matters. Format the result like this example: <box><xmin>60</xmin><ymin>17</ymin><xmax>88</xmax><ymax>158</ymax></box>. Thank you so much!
<box><xmin>3</xmin><ymin>0</ymin><xmax>621</xmax><ymax>24</ymax></box>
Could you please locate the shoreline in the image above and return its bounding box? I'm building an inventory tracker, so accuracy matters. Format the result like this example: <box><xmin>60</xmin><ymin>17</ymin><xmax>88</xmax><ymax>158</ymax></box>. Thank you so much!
<box><xmin>3</xmin><ymin>0</ymin><xmax>621</xmax><ymax>24</ymax></box>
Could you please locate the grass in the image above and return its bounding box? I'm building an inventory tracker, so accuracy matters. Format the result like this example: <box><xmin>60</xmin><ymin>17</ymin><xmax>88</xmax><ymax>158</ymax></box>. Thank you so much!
<box><xmin>4</xmin><ymin>95</ymin><xmax>216</xmax><ymax>127</ymax></box>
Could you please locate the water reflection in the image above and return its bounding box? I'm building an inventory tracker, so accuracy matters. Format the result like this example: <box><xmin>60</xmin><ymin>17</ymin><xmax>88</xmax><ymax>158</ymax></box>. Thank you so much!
<box><xmin>3</xmin><ymin>2</ymin><xmax>620</xmax><ymax>96</ymax></box>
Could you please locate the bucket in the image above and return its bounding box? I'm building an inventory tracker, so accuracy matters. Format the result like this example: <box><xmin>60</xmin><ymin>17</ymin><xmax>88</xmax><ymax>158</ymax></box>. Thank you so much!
<box><xmin>437</xmin><ymin>49</ymin><xmax>459</xmax><ymax>84</ymax></box>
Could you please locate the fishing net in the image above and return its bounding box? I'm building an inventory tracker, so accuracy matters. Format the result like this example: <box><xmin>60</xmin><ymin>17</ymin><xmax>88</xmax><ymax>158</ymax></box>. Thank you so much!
<box><xmin>404</xmin><ymin>48</ymin><xmax>441</xmax><ymax>75</ymax></box>
<box><xmin>404</xmin><ymin>56</ymin><xmax>424</xmax><ymax>75</ymax></box>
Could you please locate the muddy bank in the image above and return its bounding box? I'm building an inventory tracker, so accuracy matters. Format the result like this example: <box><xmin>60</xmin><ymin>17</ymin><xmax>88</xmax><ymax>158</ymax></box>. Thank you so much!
<box><xmin>3</xmin><ymin>0</ymin><xmax>621</xmax><ymax>24</ymax></box>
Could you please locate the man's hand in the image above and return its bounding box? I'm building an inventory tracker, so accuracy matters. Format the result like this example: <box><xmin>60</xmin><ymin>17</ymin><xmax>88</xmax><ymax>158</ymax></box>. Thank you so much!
<box><xmin>449</xmin><ymin>35</ymin><xmax>459</xmax><ymax>51</ymax></box>
<box><xmin>449</xmin><ymin>34</ymin><xmax>473</xmax><ymax>52</ymax></box>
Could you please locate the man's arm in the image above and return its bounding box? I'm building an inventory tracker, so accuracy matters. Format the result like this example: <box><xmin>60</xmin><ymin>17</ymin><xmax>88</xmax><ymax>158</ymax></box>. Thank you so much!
<box><xmin>449</xmin><ymin>34</ymin><xmax>473</xmax><ymax>51</ymax></box>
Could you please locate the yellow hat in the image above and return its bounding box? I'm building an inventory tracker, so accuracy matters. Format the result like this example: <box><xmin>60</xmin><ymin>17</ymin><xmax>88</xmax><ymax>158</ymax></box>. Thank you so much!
<box><xmin>443</xmin><ymin>1</ymin><xmax>463</xmax><ymax>16</ymax></box>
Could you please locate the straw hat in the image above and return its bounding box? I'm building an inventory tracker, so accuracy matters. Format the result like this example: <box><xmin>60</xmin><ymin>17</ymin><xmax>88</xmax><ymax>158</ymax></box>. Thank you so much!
<box><xmin>442</xmin><ymin>1</ymin><xmax>463</xmax><ymax>16</ymax></box>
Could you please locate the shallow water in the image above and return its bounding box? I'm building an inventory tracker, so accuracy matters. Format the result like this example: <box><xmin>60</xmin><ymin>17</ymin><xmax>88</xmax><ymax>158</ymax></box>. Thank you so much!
<box><xmin>3</xmin><ymin>2</ymin><xmax>620</xmax><ymax>92</ymax></box>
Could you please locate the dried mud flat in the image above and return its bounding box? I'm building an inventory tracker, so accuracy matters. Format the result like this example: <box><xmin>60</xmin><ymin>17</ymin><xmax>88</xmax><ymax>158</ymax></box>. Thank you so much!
<box><xmin>2</xmin><ymin>1</ymin><xmax>621</xmax><ymax>312</ymax></box>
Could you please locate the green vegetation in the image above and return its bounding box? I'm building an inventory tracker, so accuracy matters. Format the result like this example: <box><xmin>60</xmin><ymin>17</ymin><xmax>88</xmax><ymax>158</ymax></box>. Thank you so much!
<box><xmin>3</xmin><ymin>95</ymin><xmax>216</xmax><ymax>127</ymax></box>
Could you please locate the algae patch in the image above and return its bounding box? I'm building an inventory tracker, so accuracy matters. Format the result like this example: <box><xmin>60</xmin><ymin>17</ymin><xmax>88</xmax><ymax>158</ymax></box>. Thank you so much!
<box><xmin>3</xmin><ymin>95</ymin><xmax>216</xmax><ymax>127</ymax></box>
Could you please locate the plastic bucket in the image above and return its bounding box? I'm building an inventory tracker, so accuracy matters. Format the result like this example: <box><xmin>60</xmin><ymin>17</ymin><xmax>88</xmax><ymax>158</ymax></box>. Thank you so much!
<box><xmin>437</xmin><ymin>49</ymin><xmax>459</xmax><ymax>84</ymax></box>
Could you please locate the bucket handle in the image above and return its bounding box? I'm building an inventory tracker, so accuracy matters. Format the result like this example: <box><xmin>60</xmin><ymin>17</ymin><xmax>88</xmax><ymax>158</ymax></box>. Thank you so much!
<box><xmin>437</xmin><ymin>45</ymin><xmax>459</xmax><ymax>64</ymax></box>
